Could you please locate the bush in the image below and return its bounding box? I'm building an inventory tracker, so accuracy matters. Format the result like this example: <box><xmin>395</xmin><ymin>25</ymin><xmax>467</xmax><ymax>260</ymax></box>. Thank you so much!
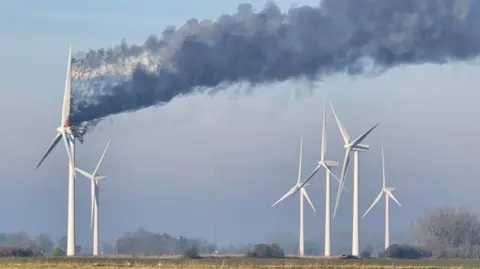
<box><xmin>379</xmin><ymin>244</ymin><xmax>431</xmax><ymax>259</ymax></box>
<box><xmin>183</xmin><ymin>246</ymin><xmax>200</xmax><ymax>259</ymax></box>
<box><xmin>245</xmin><ymin>243</ymin><xmax>285</xmax><ymax>258</ymax></box>
<box><xmin>52</xmin><ymin>247</ymin><xmax>66</xmax><ymax>257</ymax></box>
<box><xmin>361</xmin><ymin>244</ymin><xmax>373</xmax><ymax>258</ymax></box>
<box><xmin>0</xmin><ymin>246</ymin><xmax>42</xmax><ymax>257</ymax></box>
<box><xmin>360</xmin><ymin>250</ymin><xmax>371</xmax><ymax>258</ymax></box>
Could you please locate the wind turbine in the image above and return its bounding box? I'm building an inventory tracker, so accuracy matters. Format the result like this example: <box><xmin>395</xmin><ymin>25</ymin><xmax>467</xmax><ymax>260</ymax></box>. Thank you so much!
<box><xmin>36</xmin><ymin>44</ymin><xmax>77</xmax><ymax>256</ymax></box>
<box><xmin>361</xmin><ymin>145</ymin><xmax>401</xmax><ymax>250</ymax></box>
<box><xmin>292</xmin><ymin>102</ymin><xmax>347</xmax><ymax>257</ymax></box>
<box><xmin>75</xmin><ymin>139</ymin><xmax>110</xmax><ymax>256</ymax></box>
<box><xmin>271</xmin><ymin>137</ymin><xmax>316</xmax><ymax>257</ymax></box>
<box><xmin>330</xmin><ymin>101</ymin><xmax>379</xmax><ymax>257</ymax></box>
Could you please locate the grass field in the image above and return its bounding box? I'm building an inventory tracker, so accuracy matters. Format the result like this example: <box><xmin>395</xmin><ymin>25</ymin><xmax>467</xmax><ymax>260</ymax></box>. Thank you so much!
<box><xmin>0</xmin><ymin>257</ymin><xmax>479</xmax><ymax>269</ymax></box>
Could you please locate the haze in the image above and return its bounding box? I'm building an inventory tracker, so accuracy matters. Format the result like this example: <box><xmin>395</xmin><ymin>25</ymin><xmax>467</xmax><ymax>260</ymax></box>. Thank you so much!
<box><xmin>0</xmin><ymin>0</ymin><xmax>478</xmax><ymax>253</ymax></box>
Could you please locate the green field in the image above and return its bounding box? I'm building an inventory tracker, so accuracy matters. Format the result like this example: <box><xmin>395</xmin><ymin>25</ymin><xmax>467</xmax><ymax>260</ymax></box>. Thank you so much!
<box><xmin>0</xmin><ymin>257</ymin><xmax>480</xmax><ymax>269</ymax></box>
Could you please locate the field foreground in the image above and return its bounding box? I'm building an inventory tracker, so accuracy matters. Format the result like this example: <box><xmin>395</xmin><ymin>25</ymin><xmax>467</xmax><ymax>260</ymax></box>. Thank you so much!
<box><xmin>0</xmin><ymin>257</ymin><xmax>480</xmax><ymax>269</ymax></box>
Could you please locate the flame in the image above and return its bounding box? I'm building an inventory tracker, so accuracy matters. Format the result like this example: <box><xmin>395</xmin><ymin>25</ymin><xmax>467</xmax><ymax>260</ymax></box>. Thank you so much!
<box><xmin>65</xmin><ymin>119</ymin><xmax>70</xmax><ymax>127</ymax></box>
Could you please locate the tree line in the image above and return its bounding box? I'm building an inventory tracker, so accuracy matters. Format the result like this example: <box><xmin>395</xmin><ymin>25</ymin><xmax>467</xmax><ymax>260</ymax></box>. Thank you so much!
<box><xmin>411</xmin><ymin>206</ymin><xmax>480</xmax><ymax>258</ymax></box>
<box><xmin>0</xmin><ymin>229</ymin><xmax>215</xmax><ymax>257</ymax></box>
<box><xmin>3</xmin><ymin>206</ymin><xmax>480</xmax><ymax>258</ymax></box>
<box><xmin>112</xmin><ymin>228</ymin><xmax>216</xmax><ymax>255</ymax></box>
<box><xmin>358</xmin><ymin>206</ymin><xmax>480</xmax><ymax>259</ymax></box>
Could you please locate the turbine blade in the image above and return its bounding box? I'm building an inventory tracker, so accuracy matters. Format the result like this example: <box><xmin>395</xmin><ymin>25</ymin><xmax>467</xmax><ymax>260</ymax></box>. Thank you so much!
<box><xmin>271</xmin><ymin>186</ymin><xmax>297</xmax><ymax>207</ymax></box>
<box><xmin>351</xmin><ymin>123</ymin><xmax>380</xmax><ymax>147</ymax></box>
<box><xmin>75</xmin><ymin>167</ymin><xmax>93</xmax><ymax>179</ymax></box>
<box><xmin>90</xmin><ymin>179</ymin><xmax>94</xmax><ymax>229</ymax></box>
<box><xmin>386</xmin><ymin>190</ymin><xmax>402</xmax><ymax>207</ymax></box>
<box><xmin>291</xmin><ymin>165</ymin><xmax>321</xmax><ymax>197</ymax></box>
<box><xmin>95</xmin><ymin>175</ymin><xmax>107</xmax><ymax>180</ymax></box>
<box><xmin>333</xmin><ymin>149</ymin><xmax>351</xmax><ymax>218</ymax></box>
<box><xmin>61</xmin><ymin>44</ymin><xmax>72</xmax><ymax>126</ymax></box>
<box><xmin>324</xmin><ymin>165</ymin><xmax>348</xmax><ymax>192</ymax></box>
<box><xmin>36</xmin><ymin>133</ymin><xmax>62</xmax><ymax>169</ymax></box>
<box><xmin>297</xmin><ymin>137</ymin><xmax>303</xmax><ymax>184</ymax></box>
<box><xmin>382</xmin><ymin>144</ymin><xmax>386</xmax><ymax>189</ymax></box>
<box><xmin>93</xmin><ymin>139</ymin><xmax>111</xmax><ymax>175</ymax></box>
<box><xmin>321</xmin><ymin>101</ymin><xmax>327</xmax><ymax>161</ymax></box>
<box><xmin>301</xmin><ymin>188</ymin><xmax>316</xmax><ymax>212</ymax></box>
<box><xmin>361</xmin><ymin>191</ymin><xmax>384</xmax><ymax>219</ymax></box>
<box><xmin>328</xmin><ymin>100</ymin><xmax>350</xmax><ymax>145</ymax></box>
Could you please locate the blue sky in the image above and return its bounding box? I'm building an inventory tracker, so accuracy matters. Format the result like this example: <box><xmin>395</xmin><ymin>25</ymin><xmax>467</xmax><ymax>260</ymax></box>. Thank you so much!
<box><xmin>0</xmin><ymin>0</ymin><xmax>320</xmax><ymax>52</ymax></box>
<box><xmin>0</xmin><ymin>0</ymin><xmax>479</xmax><ymax>255</ymax></box>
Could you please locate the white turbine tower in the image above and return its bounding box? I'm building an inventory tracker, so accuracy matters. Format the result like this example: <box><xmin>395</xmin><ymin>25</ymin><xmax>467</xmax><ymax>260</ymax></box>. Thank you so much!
<box><xmin>330</xmin><ymin>101</ymin><xmax>379</xmax><ymax>257</ymax></box>
<box><xmin>361</xmin><ymin>145</ymin><xmax>401</xmax><ymax>250</ymax></box>
<box><xmin>271</xmin><ymin>137</ymin><xmax>316</xmax><ymax>257</ymax></box>
<box><xmin>75</xmin><ymin>139</ymin><xmax>110</xmax><ymax>256</ymax></box>
<box><xmin>36</xmin><ymin>44</ymin><xmax>77</xmax><ymax>256</ymax></box>
<box><xmin>291</xmin><ymin>102</ymin><xmax>347</xmax><ymax>257</ymax></box>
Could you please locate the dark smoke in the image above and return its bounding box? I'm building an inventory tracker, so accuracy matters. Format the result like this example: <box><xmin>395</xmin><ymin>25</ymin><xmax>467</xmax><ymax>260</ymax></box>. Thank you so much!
<box><xmin>70</xmin><ymin>0</ymin><xmax>479</xmax><ymax>136</ymax></box>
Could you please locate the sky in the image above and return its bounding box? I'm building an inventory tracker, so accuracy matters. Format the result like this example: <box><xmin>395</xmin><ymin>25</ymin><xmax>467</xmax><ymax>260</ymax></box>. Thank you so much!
<box><xmin>0</xmin><ymin>0</ymin><xmax>480</xmax><ymax>254</ymax></box>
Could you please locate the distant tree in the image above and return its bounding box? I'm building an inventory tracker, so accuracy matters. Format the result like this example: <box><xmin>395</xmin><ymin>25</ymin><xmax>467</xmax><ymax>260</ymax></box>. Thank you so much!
<box><xmin>183</xmin><ymin>245</ymin><xmax>200</xmax><ymax>259</ymax></box>
<box><xmin>0</xmin><ymin>234</ymin><xmax>8</xmax><ymax>245</ymax></box>
<box><xmin>205</xmin><ymin>243</ymin><xmax>216</xmax><ymax>254</ymax></box>
<box><xmin>412</xmin><ymin>206</ymin><xmax>480</xmax><ymax>257</ymax></box>
<box><xmin>304</xmin><ymin>241</ymin><xmax>321</xmax><ymax>256</ymax></box>
<box><xmin>115</xmin><ymin>229</ymin><xmax>214</xmax><ymax>256</ymax></box>
<box><xmin>52</xmin><ymin>247</ymin><xmax>66</xmax><ymax>257</ymax></box>
<box><xmin>264</xmin><ymin>232</ymin><xmax>297</xmax><ymax>254</ymax></box>
<box><xmin>7</xmin><ymin>232</ymin><xmax>33</xmax><ymax>248</ymax></box>
<box><xmin>0</xmin><ymin>246</ymin><xmax>42</xmax><ymax>257</ymax></box>
<box><xmin>178</xmin><ymin>236</ymin><xmax>188</xmax><ymax>252</ymax></box>
<box><xmin>57</xmin><ymin>236</ymin><xmax>67</xmax><ymax>251</ymax></box>
<box><xmin>219</xmin><ymin>244</ymin><xmax>254</xmax><ymax>255</ymax></box>
<box><xmin>361</xmin><ymin>244</ymin><xmax>373</xmax><ymax>258</ymax></box>
<box><xmin>55</xmin><ymin>236</ymin><xmax>81</xmax><ymax>254</ymax></box>
<box><xmin>102</xmin><ymin>242</ymin><xmax>115</xmax><ymax>254</ymax></box>
<box><xmin>35</xmin><ymin>234</ymin><xmax>54</xmax><ymax>254</ymax></box>
<box><xmin>380</xmin><ymin>244</ymin><xmax>430</xmax><ymax>259</ymax></box>
<box><xmin>268</xmin><ymin>244</ymin><xmax>285</xmax><ymax>258</ymax></box>
<box><xmin>245</xmin><ymin>243</ymin><xmax>285</xmax><ymax>258</ymax></box>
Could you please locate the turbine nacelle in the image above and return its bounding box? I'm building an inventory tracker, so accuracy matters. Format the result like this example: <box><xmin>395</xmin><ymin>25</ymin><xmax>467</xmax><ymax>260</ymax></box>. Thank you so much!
<box><xmin>319</xmin><ymin>160</ymin><xmax>339</xmax><ymax>167</ymax></box>
<box><xmin>95</xmin><ymin>176</ymin><xmax>107</xmax><ymax>181</ymax></box>
<box><xmin>56</xmin><ymin>126</ymin><xmax>72</xmax><ymax>134</ymax></box>
<box><xmin>345</xmin><ymin>143</ymin><xmax>370</xmax><ymax>151</ymax></box>
<box><xmin>353</xmin><ymin>145</ymin><xmax>370</xmax><ymax>151</ymax></box>
<box><xmin>75</xmin><ymin>168</ymin><xmax>107</xmax><ymax>182</ymax></box>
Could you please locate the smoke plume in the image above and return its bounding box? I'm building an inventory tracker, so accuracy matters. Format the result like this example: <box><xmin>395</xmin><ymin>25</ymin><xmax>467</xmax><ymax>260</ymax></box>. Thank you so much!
<box><xmin>70</xmin><ymin>0</ymin><xmax>478</xmax><ymax>136</ymax></box>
